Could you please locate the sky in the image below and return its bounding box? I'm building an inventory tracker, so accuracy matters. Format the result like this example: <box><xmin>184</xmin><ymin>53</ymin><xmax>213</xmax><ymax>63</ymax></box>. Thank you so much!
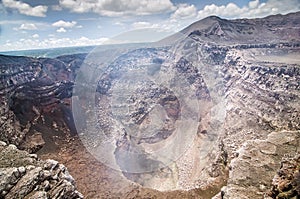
<box><xmin>0</xmin><ymin>0</ymin><xmax>299</xmax><ymax>51</ymax></box>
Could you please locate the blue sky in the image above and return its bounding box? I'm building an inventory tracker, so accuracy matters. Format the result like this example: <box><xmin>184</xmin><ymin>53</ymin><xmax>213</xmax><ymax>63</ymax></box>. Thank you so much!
<box><xmin>0</xmin><ymin>0</ymin><xmax>299</xmax><ymax>51</ymax></box>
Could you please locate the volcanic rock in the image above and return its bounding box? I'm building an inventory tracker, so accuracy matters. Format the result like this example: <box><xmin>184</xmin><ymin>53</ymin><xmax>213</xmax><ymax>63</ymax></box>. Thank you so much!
<box><xmin>0</xmin><ymin>140</ymin><xmax>83</xmax><ymax>199</ymax></box>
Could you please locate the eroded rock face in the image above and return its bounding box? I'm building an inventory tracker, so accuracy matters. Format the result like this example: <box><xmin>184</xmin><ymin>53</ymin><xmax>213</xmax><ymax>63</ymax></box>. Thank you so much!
<box><xmin>19</xmin><ymin>131</ymin><xmax>45</xmax><ymax>154</ymax></box>
<box><xmin>0</xmin><ymin>54</ymin><xmax>85</xmax><ymax>148</ymax></box>
<box><xmin>219</xmin><ymin>131</ymin><xmax>299</xmax><ymax>198</ymax></box>
<box><xmin>0</xmin><ymin>141</ymin><xmax>83</xmax><ymax>199</ymax></box>
<box><xmin>269</xmin><ymin>154</ymin><xmax>300</xmax><ymax>198</ymax></box>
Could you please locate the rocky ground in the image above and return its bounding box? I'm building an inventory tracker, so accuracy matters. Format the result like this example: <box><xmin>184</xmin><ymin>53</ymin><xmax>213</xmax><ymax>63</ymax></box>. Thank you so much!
<box><xmin>38</xmin><ymin>135</ymin><xmax>224</xmax><ymax>198</ymax></box>
<box><xmin>0</xmin><ymin>12</ymin><xmax>300</xmax><ymax>198</ymax></box>
<box><xmin>269</xmin><ymin>154</ymin><xmax>300</xmax><ymax>198</ymax></box>
<box><xmin>0</xmin><ymin>141</ymin><xmax>83</xmax><ymax>199</ymax></box>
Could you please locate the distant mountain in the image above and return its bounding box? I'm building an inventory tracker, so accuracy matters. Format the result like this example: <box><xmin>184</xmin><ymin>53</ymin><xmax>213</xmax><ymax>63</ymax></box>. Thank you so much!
<box><xmin>162</xmin><ymin>11</ymin><xmax>300</xmax><ymax>45</ymax></box>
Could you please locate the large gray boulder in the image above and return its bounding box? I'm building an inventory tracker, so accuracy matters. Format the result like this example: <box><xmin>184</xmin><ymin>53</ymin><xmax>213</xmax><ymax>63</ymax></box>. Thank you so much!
<box><xmin>0</xmin><ymin>141</ymin><xmax>83</xmax><ymax>199</ymax></box>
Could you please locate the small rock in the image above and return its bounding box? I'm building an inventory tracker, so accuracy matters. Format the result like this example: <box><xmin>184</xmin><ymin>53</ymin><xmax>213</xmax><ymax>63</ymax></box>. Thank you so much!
<box><xmin>18</xmin><ymin>166</ymin><xmax>26</xmax><ymax>174</ymax></box>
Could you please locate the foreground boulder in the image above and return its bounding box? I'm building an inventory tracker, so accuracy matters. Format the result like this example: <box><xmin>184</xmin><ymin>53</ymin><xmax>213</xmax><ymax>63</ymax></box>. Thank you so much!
<box><xmin>269</xmin><ymin>154</ymin><xmax>300</xmax><ymax>198</ymax></box>
<box><xmin>217</xmin><ymin>131</ymin><xmax>299</xmax><ymax>198</ymax></box>
<box><xmin>0</xmin><ymin>141</ymin><xmax>83</xmax><ymax>199</ymax></box>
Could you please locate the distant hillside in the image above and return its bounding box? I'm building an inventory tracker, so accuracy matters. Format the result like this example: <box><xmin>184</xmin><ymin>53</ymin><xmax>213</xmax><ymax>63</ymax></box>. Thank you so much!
<box><xmin>162</xmin><ymin>11</ymin><xmax>300</xmax><ymax>45</ymax></box>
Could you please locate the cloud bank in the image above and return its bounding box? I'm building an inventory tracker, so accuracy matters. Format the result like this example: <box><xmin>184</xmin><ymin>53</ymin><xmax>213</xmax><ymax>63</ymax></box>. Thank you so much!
<box><xmin>58</xmin><ymin>0</ymin><xmax>175</xmax><ymax>16</ymax></box>
<box><xmin>197</xmin><ymin>0</ymin><xmax>300</xmax><ymax>19</ymax></box>
<box><xmin>2</xmin><ymin>0</ymin><xmax>47</xmax><ymax>17</ymax></box>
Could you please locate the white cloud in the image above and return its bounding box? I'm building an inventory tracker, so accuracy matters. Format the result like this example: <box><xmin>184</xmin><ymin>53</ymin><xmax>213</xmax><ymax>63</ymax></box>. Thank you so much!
<box><xmin>2</xmin><ymin>20</ymin><xmax>49</xmax><ymax>32</ymax></box>
<box><xmin>171</xmin><ymin>4</ymin><xmax>197</xmax><ymax>19</ymax></box>
<box><xmin>2</xmin><ymin>0</ymin><xmax>47</xmax><ymax>17</ymax></box>
<box><xmin>0</xmin><ymin>20</ymin><xmax>26</xmax><ymax>25</ymax></box>
<box><xmin>52</xmin><ymin>5</ymin><xmax>62</xmax><ymax>11</ymax></box>
<box><xmin>75</xmin><ymin>36</ymin><xmax>109</xmax><ymax>46</ymax></box>
<box><xmin>197</xmin><ymin>3</ymin><xmax>245</xmax><ymax>19</ymax></box>
<box><xmin>56</xmin><ymin>27</ymin><xmax>67</xmax><ymax>33</ymax></box>
<box><xmin>0</xmin><ymin>36</ymin><xmax>109</xmax><ymax>51</ymax></box>
<box><xmin>32</xmin><ymin>34</ymin><xmax>39</xmax><ymax>38</ymax></box>
<box><xmin>18</xmin><ymin>23</ymin><xmax>38</xmax><ymax>30</ymax></box>
<box><xmin>114</xmin><ymin>21</ymin><xmax>125</xmax><ymax>26</ymax></box>
<box><xmin>131</xmin><ymin>19</ymin><xmax>186</xmax><ymax>33</ymax></box>
<box><xmin>131</xmin><ymin>22</ymin><xmax>154</xmax><ymax>29</ymax></box>
<box><xmin>197</xmin><ymin>0</ymin><xmax>300</xmax><ymax>19</ymax></box>
<box><xmin>58</xmin><ymin>0</ymin><xmax>175</xmax><ymax>16</ymax></box>
<box><xmin>52</xmin><ymin>20</ymin><xmax>77</xmax><ymax>28</ymax></box>
<box><xmin>248</xmin><ymin>0</ymin><xmax>259</xmax><ymax>9</ymax></box>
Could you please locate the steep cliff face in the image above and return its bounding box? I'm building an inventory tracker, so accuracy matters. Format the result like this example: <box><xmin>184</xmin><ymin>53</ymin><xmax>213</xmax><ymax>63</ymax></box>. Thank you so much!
<box><xmin>171</xmin><ymin>13</ymin><xmax>300</xmax><ymax>198</ymax></box>
<box><xmin>0</xmin><ymin>54</ymin><xmax>85</xmax><ymax>149</ymax></box>
<box><xmin>0</xmin><ymin>12</ymin><xmax>299</xmax><ymax>198</ymax></box>
<box><xmin>0</xmin><ymin>54</ymin><xmax>85</xmax><ymax>198</ymax></box>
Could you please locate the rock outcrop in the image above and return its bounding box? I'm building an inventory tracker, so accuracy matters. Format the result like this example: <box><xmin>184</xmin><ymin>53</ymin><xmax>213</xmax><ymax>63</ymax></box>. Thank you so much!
<box><xmin>0</xmin><ymin>141</ymin><xmax>83</xmax><ymax>199</ymax></box>
<box><xmin>269</xmin><ymin>154</ymin><xmax>300</xmax><ymax>198</ymax></box>
<box><xmin>219</xmin><ymin>131</ymin><xmax>299</xmax><ymax>198</ymax></box>
<box><xmin>0</xmin><ymin>54</ymin><xmax>85</xmax><ymax>148</ymax></box>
